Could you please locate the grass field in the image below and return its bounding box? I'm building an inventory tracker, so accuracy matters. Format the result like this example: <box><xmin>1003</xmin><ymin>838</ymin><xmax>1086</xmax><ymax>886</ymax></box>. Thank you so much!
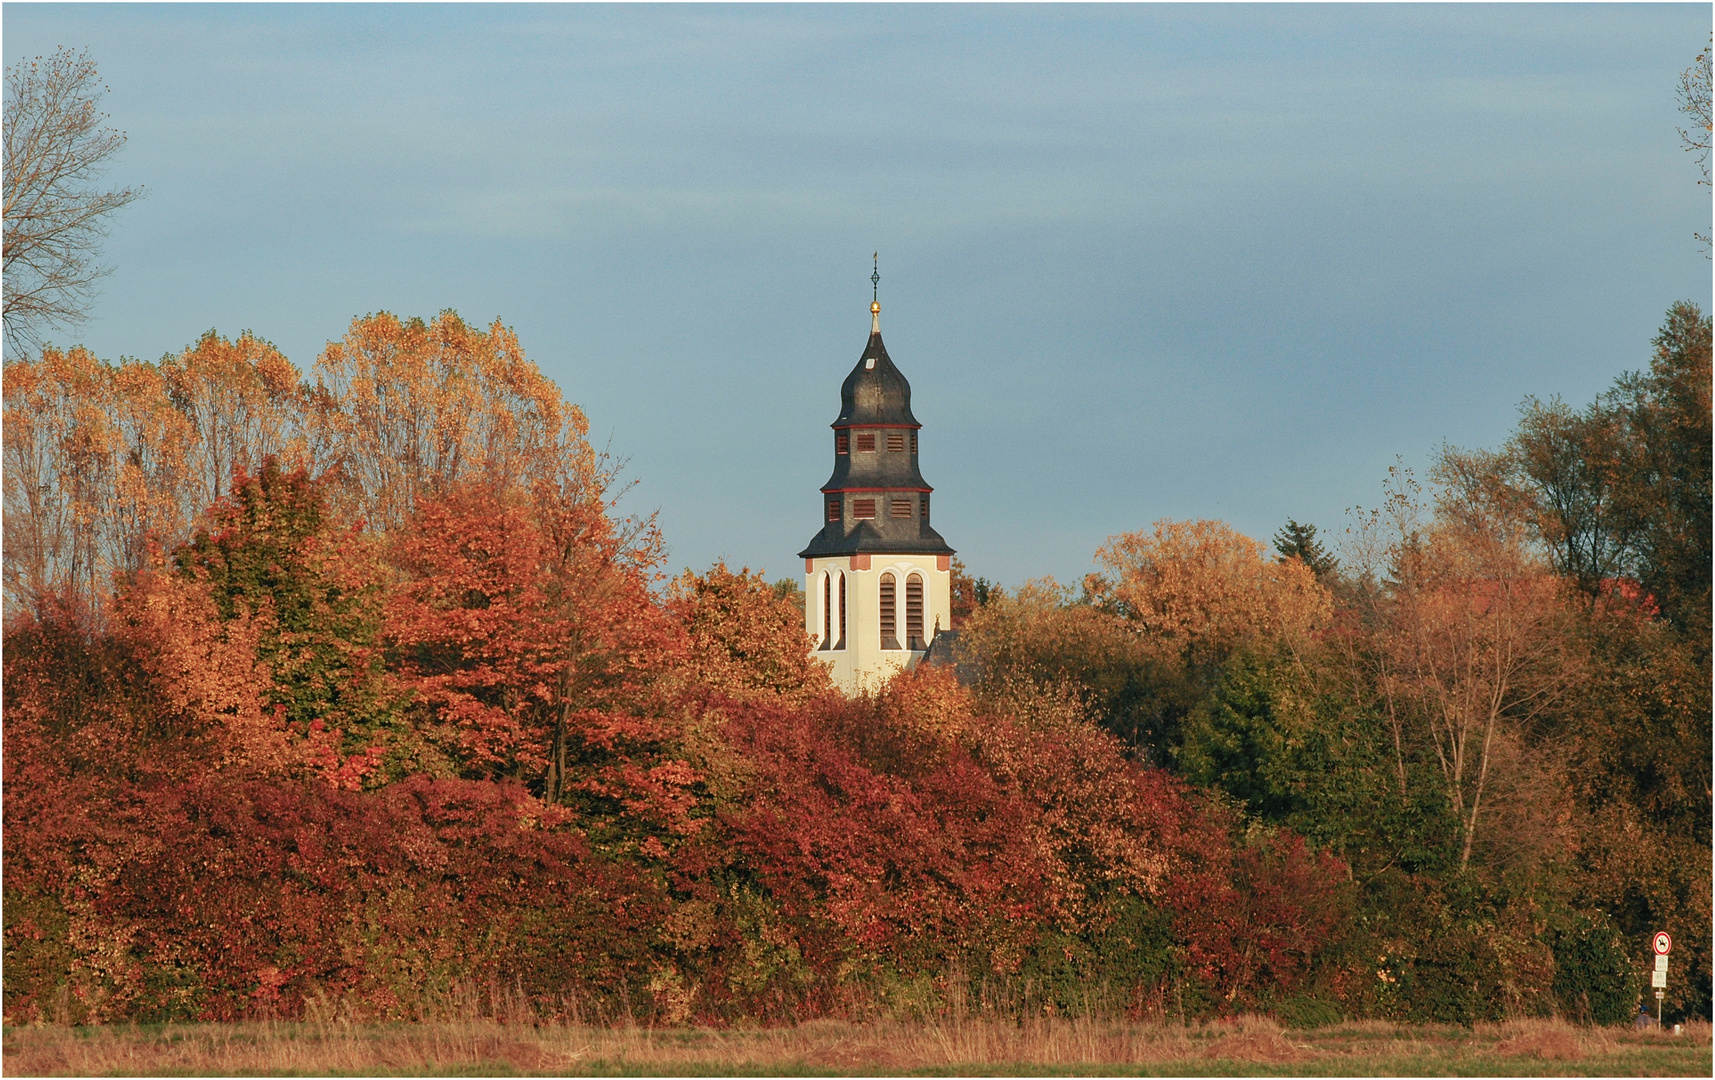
<box><xmin>4</xmin><ymin>1015</ymin><xmax>1709</xmax><ymax>1077</ymax></box>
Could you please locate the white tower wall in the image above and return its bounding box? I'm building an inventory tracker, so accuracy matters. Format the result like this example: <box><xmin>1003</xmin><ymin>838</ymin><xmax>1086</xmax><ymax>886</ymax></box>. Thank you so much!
<box><xmin>804</xmin><ymin>553</ymin><xmax>952</xmax><ymax>694</ymax></box>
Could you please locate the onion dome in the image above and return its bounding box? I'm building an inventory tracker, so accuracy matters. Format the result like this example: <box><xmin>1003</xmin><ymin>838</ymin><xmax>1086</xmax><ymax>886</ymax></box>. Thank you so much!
<box><xmin>800</xmin><ymin>289</ymin><xmax>954</xmax><ymax>559</ymax></box>
<box><xmin>834</xmin><ymin>326</ymin><xmax>919</xmax><ymax>428</ymax></box>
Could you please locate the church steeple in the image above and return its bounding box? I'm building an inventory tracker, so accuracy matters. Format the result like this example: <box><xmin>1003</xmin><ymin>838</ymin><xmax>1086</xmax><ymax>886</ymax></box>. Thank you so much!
<box><xmin>799</xmin><ymin>292</ymin><xmax>952</xmax><ymax>560</ymax></box>
<box><xmin>800</xmin><ymin>271</ymin><xmax>956</xmax><ymax>693</ymax></box>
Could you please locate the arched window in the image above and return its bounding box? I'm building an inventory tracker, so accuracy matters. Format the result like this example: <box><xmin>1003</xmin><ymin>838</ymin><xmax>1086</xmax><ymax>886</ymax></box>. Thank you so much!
<box><xmin>906</xmin><ymin>574</ymin><xmax>925</xmax><ymax>650</ymax></box>
<box><xmin>824</xmin><ymin>572</ymin><xmax>834</xmax><ymax>643</ymax></box>
<box><xmin>836</xmin><ymin>572</ymin><xmax>847</xmax><ymax>649</ymax></box>
<box><xmin>879</xmin><ymin>573</ymin><xmax>900</xmax><ymax>650</ymax></box>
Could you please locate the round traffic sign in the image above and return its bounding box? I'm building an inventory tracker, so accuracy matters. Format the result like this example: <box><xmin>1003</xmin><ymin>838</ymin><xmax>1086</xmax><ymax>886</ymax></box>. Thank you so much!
<box><xmin>1653</xmin><ymin>931</ymin><xmax>1672</xmax><ymax>956</ymax></box>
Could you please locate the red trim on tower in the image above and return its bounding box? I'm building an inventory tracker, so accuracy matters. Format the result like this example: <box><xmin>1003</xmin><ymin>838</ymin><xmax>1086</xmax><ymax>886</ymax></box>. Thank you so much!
<box><xmin>830</xmin><ymin>422</ymin><xmax>921</xmax><ymax>430</ymax></box>
<box><xmin>820</xmin><ymin>486</ymin><xmax>932</xmax><ymax>494</ymax></box>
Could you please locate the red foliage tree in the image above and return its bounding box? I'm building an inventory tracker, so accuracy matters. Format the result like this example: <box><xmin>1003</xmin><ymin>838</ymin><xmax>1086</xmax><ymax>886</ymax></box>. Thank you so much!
<box><xmin>384</xmin><ymin>484</ymin><xmax>695</xmax><ymax>844</ymax></box>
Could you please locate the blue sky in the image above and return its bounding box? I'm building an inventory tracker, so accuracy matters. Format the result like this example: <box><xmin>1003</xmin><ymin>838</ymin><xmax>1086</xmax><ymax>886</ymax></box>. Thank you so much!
<box><xmin>6</xmin><ymin>4</ymin><xmax>1710</xmax><ymax>587</ymax></box>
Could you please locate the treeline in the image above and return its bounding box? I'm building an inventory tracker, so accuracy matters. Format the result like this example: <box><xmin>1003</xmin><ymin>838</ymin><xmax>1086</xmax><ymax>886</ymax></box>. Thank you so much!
<box><xmin>1</xmin><ymin>305</ymin><xmax>1707</xmax><ymax>1027</ymax></box>
<box><xmin>953</xmin><ymin>301</ymin><xmax>1712</xmax><ymax>1024</ymax></box>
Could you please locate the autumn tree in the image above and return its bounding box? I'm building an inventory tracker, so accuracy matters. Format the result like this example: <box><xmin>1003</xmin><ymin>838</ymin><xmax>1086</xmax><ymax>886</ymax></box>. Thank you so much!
<box><xmin>162</xmin><ymin>330</ymin><xmax>305</xmax><ymax>508</ymax></box>
<box><xmin>1084</xmin><ymin>519</ymin><xmax>1335</xmax><ymax>761</ymax></box>
<box><xmin>947</xmin><ymin>556</ymin><xmax>995</xmax><ymax>628</ymax></box>
<box><xmin>2</xmin><ymin>337</ymin><xmax>309</xmax><ymax>625</ymax></box>
<box><xmin>307</xmin><ymin>311</ymin><xmax>594</xmax><ymax>533</ymax></box>
<box><xmin>2</xmin><ymin>346</ymin><xmax>198</xmax><ymax>621</ymax></box>
<box><xmin>666</xmin><ymin>562</ymin><xmax>832</xmax><ymax>707</ymax></box>
<box><xmin>3</xmin><ymin>48</ymin><xmax>143</xmax><ymax>356</ymax></box>
<box><xmin>1087</xmin><ymin>520</ymin><xmax>1332</xmax><ymax>672</ymax></box>
<box><xmin>385</xmin><ymin>483</ymin><xmax>687</xmax><ymax>832</ymax></box>
<box><xmin>1511</xmin><ymin>303</ymin><xmax>1711</xmax><ymax>642</ymax></box>
<box><xmin>1362</xmin><ymin>460</ymin><xmax>1581</xmax><ymax>873</ymax></box>
<box><xmin>1559</xmin><ymin>607</ymin><xmax>1713</xmax><ymax>1022</ymax></box>
<box><xmin>956</xmin><ymin>578</ymin><xmax>1183</xmax><ymax>761</ymax></box>
<box><xmin>171</xmin><ymin>459</ymin><xmax>407</xmax><ymax>786</ymax></box>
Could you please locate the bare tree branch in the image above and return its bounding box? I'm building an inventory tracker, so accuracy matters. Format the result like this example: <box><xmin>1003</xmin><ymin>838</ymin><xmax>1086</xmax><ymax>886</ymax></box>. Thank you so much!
<box><xmin>3</xmin><ymin>48</ymin><xmax>144</xmax><ymax>357</ymax></box>
<box><xmin>1678</xmin><ymin>35</ymin><xmax>1712</xmax><ymax>256</ymax></box>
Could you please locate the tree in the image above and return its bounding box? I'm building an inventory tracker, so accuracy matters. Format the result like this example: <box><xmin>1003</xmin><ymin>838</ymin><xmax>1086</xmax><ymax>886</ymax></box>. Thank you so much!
<box><xmin>307</xmin><ymin>311</ymin><xmax>593</xmax><ymax>534</ymax></box>
<box><xmin>1510</xmin><ymin>303</ymin><xmax>1711</xmax><ymax>642</ymax></box>
<box><xmin>161</xmin><ymin>330</ymin><xmax>305</xmax><ymax>508</ymax></box>
<box><xmin>1087</xmin><ymin>519</ymin><xmax>1332</xmax><ymax>674</ymax></box>
<box><xmin>1509</xmin><ymin>395</ymin><xmax>1636</xmax><ymax>596</ymax></box>
<box><xmin>948</xmin><ymin>556</ymin><xmax>995</xmax><ymax>628</ymax></box>
<box><xmin>172</xmin><ymin>459</ymin><xmax>406</xmax><ymax>786</ymax></box>
<box><xmin>956</xmin><ymin>578</ymin><xmax>1185</xmax><ymax>763</ymax></box>
<box><xmin>666</xmin><ymin>562</ymin><xmax>832</xmax><ymax>707</ymax></box>
<box><xmin>1615</xmin><ymin>303</ymin><xmax>1712</xmax><ymax>644</ymax></box>
<box><xmin>385</xmin><ymin>483</ymin><xmax>683</xmax><ymax>819</ymax></box>
<box><xmin>3</xmin><ymin>48</ymin><xmax>143</xmax><ymax>356</ymax></box>
<box><xmin>1273</xmin><ymin>519</ymin><xmax>1339</xmax><ymax>581</ymax></box>
<box><xmin>1678</xmin><ymin>34</ymin><xmax>1711</xmax><ymax>254</ymax></box>
<box><xmin>2</xmin><ymin>346</ymin><xmax>198</xmax><ymax>622</ymax></box>
<box><xmin>1377</xmin><ymin>461</ymin><xmax>1582</xmax><ymax>873</ymax></box>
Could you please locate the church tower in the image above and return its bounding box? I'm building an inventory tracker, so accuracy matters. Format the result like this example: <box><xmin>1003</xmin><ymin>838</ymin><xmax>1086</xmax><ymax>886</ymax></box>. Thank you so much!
<box><xmin>800</xmin><ymin>266</ymin><xmax>954</xmax><ymax>693</ymax></box>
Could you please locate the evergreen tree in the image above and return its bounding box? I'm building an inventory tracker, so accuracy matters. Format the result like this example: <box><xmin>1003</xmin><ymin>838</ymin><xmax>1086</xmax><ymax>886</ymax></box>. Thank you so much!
<box><xmin>1273</xmin><ymin>518</ymin><xmax>1338</xmax><ymax>580</ymax></box>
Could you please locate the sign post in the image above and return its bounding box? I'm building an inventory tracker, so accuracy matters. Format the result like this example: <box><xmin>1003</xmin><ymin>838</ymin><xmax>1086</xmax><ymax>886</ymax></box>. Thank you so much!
<box><xmin>1651</xmin><ymin>932</ymin><xmax>1672</xmax><ymax>1027</ymax></box>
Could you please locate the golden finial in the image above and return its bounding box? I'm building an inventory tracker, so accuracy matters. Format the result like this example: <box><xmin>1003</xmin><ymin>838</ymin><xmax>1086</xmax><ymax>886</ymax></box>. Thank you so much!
<box><xmin>870</xmin><ymin>253</ymin><xmax>881</xmax><ymax>333</ymax></box>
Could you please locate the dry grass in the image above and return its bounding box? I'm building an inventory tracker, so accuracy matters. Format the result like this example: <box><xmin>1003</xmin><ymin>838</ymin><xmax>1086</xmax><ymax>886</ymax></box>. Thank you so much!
<box><xmin>3</xmin><ymin>1014</ymin><xmax>1710</xmax><ymax>1076</ymax></box>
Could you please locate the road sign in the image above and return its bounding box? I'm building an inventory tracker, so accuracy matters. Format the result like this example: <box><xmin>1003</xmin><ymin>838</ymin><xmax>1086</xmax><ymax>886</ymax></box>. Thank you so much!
<box><xmin>1655</xmin><ymin>954</ymin><xmax>1670</xmax><ymax>973</ymax></box>
<box><xmin>1652</xmin><ymin>970</ymin><xmax>1668</xmax><ymax>988</ymax></box>
<box><xmin>1653</xmin><ymin>931</ymin><xmax>1673</xmax><ymax>955</ymax></box>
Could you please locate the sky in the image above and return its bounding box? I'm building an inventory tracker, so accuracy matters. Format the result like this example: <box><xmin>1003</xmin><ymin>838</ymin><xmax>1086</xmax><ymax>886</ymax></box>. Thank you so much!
<box><xmin>6</xmin><ymin>3</ymin><xmax>1710</xmax><ymax>588</ymax></box>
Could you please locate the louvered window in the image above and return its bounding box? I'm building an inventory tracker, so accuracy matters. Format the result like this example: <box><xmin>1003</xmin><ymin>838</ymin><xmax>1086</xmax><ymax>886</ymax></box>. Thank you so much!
<box><xmin>836</xmin><ymin>432</ymin><xmax>849</xmax><ymax>455</ymax></box>
<box><xmin>827</xmin><ymin>500</ymin><xmax>841</xmax><ymax>522</ymax></box>
<box><xmin>890</xmin><ymin>499</ymin><xmax>912</xmax><ymax>519</ymax></box>
<box><xmin>910</xmin><ymin>431</ymin><xmax>918</xmax><ymax>454</ymax></box>
<box><xmin>887</xmin><ymin>432</ymin><xmax>905</xmax><ymax>453</ymax></box>
<box><xmin>853</xmin><ymin>499</ymin><xmax>876</xmax><ymax>520</ymax></box>
<box><xmin>879</xmin><ymin>574</ymin><xmax>900</xmax><ymax>649</ymax></box>
<box><xmin>855</xmin><ymin>431</ymin><xmax>876</xmax><ymax>452</ymax></box>
<box><xmin>921</xmin><ymin>494</ymin><xmax>929</xmax><ymax>520</ymax></box>
<box><xmin>906</xmin><ymin>574</ymin><xmax>925</xmax><ymax>650</ymax></box>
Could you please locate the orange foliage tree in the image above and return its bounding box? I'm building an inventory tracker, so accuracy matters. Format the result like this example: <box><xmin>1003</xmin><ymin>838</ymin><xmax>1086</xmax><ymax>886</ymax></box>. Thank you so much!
<box><xmin>666</xmin><ymin>562</ymin><xmax>833</xmax><ymax>707</ymax></box>
<box><xmin>161</xmin><ymin>330</ymin><xmax>305</xmax><ymax>509</ymax></box>
<box><xmin>1374</xmin><ymin>461</ymin><xmax>1581</xmax><ymax>872</ymax></box>
<box><xmin>384</xmin><ymin>483</ymin><xmax>691</xmax><ymax>839</ymax></box>
<box><xmin>3</xmin><ymin>346</ymin><xmax>198</xmax><ymax>620</ymax></box>
<box><xmin>171</xmin><ymin>459</ymin><xmax>406</xmax><ymax>788</ymax></box>
<box><xmin>1088</xmin><ymin>519</ymin><xmax>1332</xmax><ymax>669</ymax></box>
<box><xmin>307</xmin><ymin>311</ymin><xmax>594</xmax><ymax>534</ymax></box>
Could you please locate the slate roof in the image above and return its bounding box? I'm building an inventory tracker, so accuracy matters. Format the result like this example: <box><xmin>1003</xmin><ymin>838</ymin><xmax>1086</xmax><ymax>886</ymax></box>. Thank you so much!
<box><xmin>800</xmin><ymin>323</ymin><xmax>954</xmax><ymax>560</ymax></box>
<box><xmin>799</xmin><ymin>518</ymin><xmax>955</xmax><ymax>558</ymax></box>
<box><xmin>834</xmin><ymin>332</ymin><xmax>920</xmax><ymax>428</ymax></box>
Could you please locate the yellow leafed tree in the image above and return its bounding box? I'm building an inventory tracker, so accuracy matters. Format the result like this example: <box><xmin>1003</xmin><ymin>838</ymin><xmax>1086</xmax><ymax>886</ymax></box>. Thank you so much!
<box><xmin>161</xmin><ymin>330</ymin><xmax>305</xmax><ymax>509</ymax></box>
<box><xmin>1087</xmin><ymin>519</ymin><xmax>1332</xmax><ymax>666</ymax></box>
<box><xmin>308</xmin><ymin>311</ymin><xmax>595</xmax><ymax>534</ymax></box>
<box><xmin>3</xmin><ymin>346</ymin><xmax>198</xmax><ymax>621</ymax></box>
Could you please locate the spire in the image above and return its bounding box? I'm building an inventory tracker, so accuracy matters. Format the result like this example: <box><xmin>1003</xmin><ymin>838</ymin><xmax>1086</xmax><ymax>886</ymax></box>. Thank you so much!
<box><xmin>870</xmin><ymin>253</ymin><xmax>881</xmax><ymax>334</ymax></box>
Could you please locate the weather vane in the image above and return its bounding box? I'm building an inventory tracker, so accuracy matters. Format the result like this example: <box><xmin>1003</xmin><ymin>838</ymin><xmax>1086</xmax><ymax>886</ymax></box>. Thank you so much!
<box><xmin>872</xmin><ymin>253</ymin><xmax>880</xmax><ymax>303</ymax></box>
